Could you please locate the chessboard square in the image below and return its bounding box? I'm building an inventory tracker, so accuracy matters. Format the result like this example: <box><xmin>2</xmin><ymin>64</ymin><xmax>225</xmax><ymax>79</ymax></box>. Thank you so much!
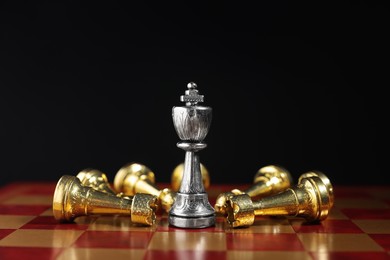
<box><xmin>226</xmin><ymin>218</ymin><xmax>295</xmax><ymax>234</ymax></box>
<box><xmin>0</xmin><ymin>229</ymin><xmax>84</xmax><ymax>247</ymax></box>
<box><xmin>57</xmin><ymin>248</ymin><xmax>146</xmax><ymax>260</ymax></box>
<box><xmin>39</xmin><ymin>208</ymin><xmax>53</xmax><ymax>216</ymax></box>
<box><xmin>291</xmin><ymin>219</ymin><xmax>363</xmax><ymax>233</ymax></box>
<box><xmin>0</xmin><ymin>205</ymin><xmax>49</xmax><ymax>215</ymax></box>
<box><xmin>335</xmin><ymin>199</ymin><xmax>389</xmax><ymax>209</ymax></box>
<box><xmin>145</xmin><ymin>249</ymin><xmax>227</xmax><ymax>260</ymax></box>
<box><xmin>88</xmin><ymin>216</ymin><xmax>157</xmax><ymax>232</ymax></box>
<box><xmin>327</xmin><ymin>208</ymin><xmax>349</xmax><ymax>220</ymax></box>
<box><xmin>226</xmin><ymin>233</ymin><xmax>305</xmax><ymax>251</ymax></box>
<box><xmin>0</xmin><ymin>229</ymin><xmax>14</xmax><ymax>240</ymax></box>
<box><xmin>0</xmin><ymin>246</ymin><xmax>63</xmax><ymax>260</ymax></box>
<box><xmin>342</xmin><ymin>209</ymin><xmax>390</xmax><ymax>219</ymax></box>
<box><xmin>0</xmin><ymin>215</ymin><xmax>35</xmax><ymax>229</ymax></box>
<box><xmin>353</xmin><ymin>220</ymin><xmax>390</xmax><ymax>234</ymax></box>
<box><xmin>227</xmin><ymin>251</ymin><xmax>312</xmax><ymax>260</ymax></box>
<box><xmin>370</xmin><ymin>234</ymin><xmax>390</xmax><ymax>251</ymax></box>
<box><xmin>311</xmin><ymin>252</ymin><xmax>390</xmax><ymax>260</ymax></box>
<box><xmin>73</xmin><ymin>230</ymin><xmax>153</xmax><ymax>249</ymax></box>
<box><xmin>333</xmin><ymin>187</ymin><xmax>369</xmax><ymax>198</ymax></box>
<box><xmin>21</xmin><ymin>216</ymin><xmax>90</xmax><ymax>230</ymax></box>
<box><xmin>0</xmin><ymin>182</ymin><xmax>56</xmax><ymax>195</ymax></box>
<box><xmin>366</xmin><ymin>188</ymin><xmax>390</xmax><ymax>200</ymax></box>
<box><xmin>2</xmin><ymin>195</ymin><xmax>52</xmax><ymax>205</ymax></box>
<box><xmin>21</xmin><ymin>184</ymin><xmax>56</xmax><ymax>195</ymax></box>
<box><xmin>155</xmin><ymin>216</ymin><xmax>170</xmax><ymax>231</ymax></box>
<box><xmin>298</xmin><ymin>234</ymin><xmax>384</xmax><ymax>252</ymax></box>
<box><xmin>148</xmin><ymin>232</ymin><xmax>226</xmax><ymax>251</ymax></box>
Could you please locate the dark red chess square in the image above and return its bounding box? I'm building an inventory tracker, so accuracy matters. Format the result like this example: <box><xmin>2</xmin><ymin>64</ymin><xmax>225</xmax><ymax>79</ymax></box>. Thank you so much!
<box><xmin>20</xmin><ymin>216</ymin><xmax>90</xmax><ymax>230</ymax></box>
<box><xmin>226</xmin><ymin>233</ymin><xmax>305</xmax><ymax>251</ymax></box>
<box><xmin>370</xmin><ymin>234</ymin><xmax>390</xmax><ymax>251</ymax></box>
<box><xmin>208</xmin><ymin>198</ymin><xmax>217</xmax><ymax>206</ymax></box>
<box><xmin>291</xmin><ymin>220</ymin><xmax>364</xmax><ymax>233</ymax></box>
<box><xmin>0</xmin><ymin>229</ymin><xmax>14</xmax><ymax>239</ymax></box>
<box><xmin>0</xmin><ymin>183</ymin><xmax>26</xmax><ymax>194</ymax></box>
<box><xmin>333</xmin><ymin>186</ymin><xmax>370</xmax><ymax>198</ymax></box>
<box><xmin>311</xmin><ymin>252</ymin><xmax>390</xmax><ymax>260</ymax></box>
<box><xmin>341</xmin><ymin>209</ymin><xmax>390</xmax><ymax>219</ymax></box>
<box><xmin>73</xmin><ymin>231</ymin><xmax>153</xmax><ymax>248</ymax></box>
<box><xmin>144</xmin><ymin>250</ymin><xmax>227</xmax><ymax>260</ymax></box>
<box><xmin>0</xmin><ymin>247</ymin><xmax>63</xmax><ymax>260</ymax></box>
<box><xmin>0</xmin><ymin>205</ymin><xmax>49</xmax><ymax>215</ymax></box>
<box><xmin>0</xmin><ymin>182</ymin><xmax>55</xmax><ymax>198</ymax></box>
<box><xmin>22</xmin><ymin>184</ymin><xmax>56</xmax><ymax>195</ymax></box>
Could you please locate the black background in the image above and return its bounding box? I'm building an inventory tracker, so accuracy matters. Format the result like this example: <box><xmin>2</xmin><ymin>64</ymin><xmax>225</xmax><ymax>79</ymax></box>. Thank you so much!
<box><xmin>1</xmin><ymin>2</ymin><xmax>388</xmax><ymax>187</ymax></box>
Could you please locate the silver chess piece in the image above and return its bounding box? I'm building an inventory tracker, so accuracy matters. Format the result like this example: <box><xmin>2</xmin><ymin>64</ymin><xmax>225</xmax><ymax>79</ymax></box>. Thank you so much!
<box><xmin>168</xmin><ymin>82</ymin><xmax>215</xmax><ymax>228</ymax></box>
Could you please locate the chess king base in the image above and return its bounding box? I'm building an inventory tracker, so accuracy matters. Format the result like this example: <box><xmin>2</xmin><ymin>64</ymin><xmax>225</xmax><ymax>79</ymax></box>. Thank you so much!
<box><xmin>168</xmin><ymin>147</ymin><xmax>216</xmax><ymax>228</ymax></box>
<box><xmin>168</xmin><ymin>193</ymin><xmax>215</xmax><ymax>228</ymax></box>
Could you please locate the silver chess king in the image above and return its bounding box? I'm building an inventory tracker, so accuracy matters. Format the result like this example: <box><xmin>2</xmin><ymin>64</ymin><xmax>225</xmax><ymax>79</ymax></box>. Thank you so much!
<box><xmin>168</xmin><ymin>82</ymin><xmax>216</xmax><ymax>228</ymax></box>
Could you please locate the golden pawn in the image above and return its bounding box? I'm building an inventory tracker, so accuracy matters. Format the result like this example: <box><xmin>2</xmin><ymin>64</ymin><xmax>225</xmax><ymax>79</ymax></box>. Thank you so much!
<box><xmin>171</xmin><ymin>163</ymin><xmax>210</xmax><ymax>192</ymax></box>
<box><xmin>76</xmin><ymin>168</ymin><xmax>117</xmax><ymax>195</ymax></box>
<box><xmin>113</xmin><ymin>162</ymin><xmax>176</xmax><ymax>213</ymax></box>
<box><xmin>214</xmin><ymin>165</ymin><xmax>293</xmax><ymax>215</ymax></box>
<box><xmin>52</xmin><ymin>175</ymin><xmax>158</xmax><ymax>226</ymax></box>
<box><xmin>225</xmin><ymin>171</ymin><xmax>334</xmax><ymax>228</ymax></box>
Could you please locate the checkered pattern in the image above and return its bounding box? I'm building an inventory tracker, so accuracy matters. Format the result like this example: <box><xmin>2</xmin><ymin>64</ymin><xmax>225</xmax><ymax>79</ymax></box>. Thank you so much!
<box><xmin>0</xmin><ymin>182</ymin><xmax>389</xmax><ymax>260</ymax></box>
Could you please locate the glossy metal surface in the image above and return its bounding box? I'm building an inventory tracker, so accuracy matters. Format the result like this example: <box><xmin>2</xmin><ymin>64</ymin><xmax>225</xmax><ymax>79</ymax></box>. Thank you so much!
<box><xmin>52</xmin><ymin>175</ymin><xmax>158</xmax><ymax>226</ymax></box>
<box><xmin>225</xmin><ymin>172</ymin><xmax>334</xmax><ymax>228</ymax></box>
<box><xmin>113</xmin><ymin>162</ymin><xmax>176</xmax><ymax>213</ymax></box>
<box><xmin>169</xmin><ymin>82</ymin><xmax>215</xmax><ymax>228</ymax></box>
<box><xmin>76</xmin><ymin>168</ymin><xmax>117</xmax><ymax>195</ymax></box>
<box><xmin>171</xmin><ymin>162</ymin><xmax>210</xmax><ymax>192</ymax></box>
<box><xmin>298</xmin><ymin>170</ymin><xmax>334</xmax><ymax>208</ymax></box>
<box><xmin>214</xmin><ymin>165</ymin><xmax>293</xmax><ymax>215</ymax></box>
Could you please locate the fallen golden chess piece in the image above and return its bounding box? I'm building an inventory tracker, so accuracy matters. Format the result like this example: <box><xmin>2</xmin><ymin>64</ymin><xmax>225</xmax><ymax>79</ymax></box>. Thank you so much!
<box><xmin>225</xmin><ymin>171</ymin><xmax>334</xmax><ymax>228</ymax></box>
<box><xmin>52</xmin><ymin>175</ymin><xmax>158</xmax><ymax>226</ymax></box>
<box><xmin>214</xmin><ymin>165</ymin><xmax>293</xmax><ymax>215</ymax></box>
<box><xmin>114</xmin><ymin>162</ymin><xmax>176</xmax><ymax>213</ymax></box>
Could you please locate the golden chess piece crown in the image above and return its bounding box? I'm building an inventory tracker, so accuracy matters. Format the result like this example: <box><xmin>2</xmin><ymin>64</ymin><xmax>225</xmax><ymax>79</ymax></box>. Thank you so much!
<box><xmin>113</xmin><ymin>162</ymin><xmax>176</xmax><ymax>213</ymax></box>
<box><xmin>52</xmin><ymin>175</ymin><xmax>158</xmax><ymax>226</ymax></box>
<box><xmin>171</xmin><ymin>163</ymin><xmax>210</xmax><ymax>192</ymax></box>
<box><xmin>225</xmin><ymin>171</ymin><xmax>334</xmax><ymax>228</ymax></box>
<box><xmin>214</xmin><ymin>165</ymin><xmax>293</xmax><ymax>215</ymax></box>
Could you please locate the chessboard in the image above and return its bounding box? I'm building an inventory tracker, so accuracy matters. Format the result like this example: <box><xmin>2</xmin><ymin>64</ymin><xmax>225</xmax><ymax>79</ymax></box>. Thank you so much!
<box><xmin>0</xmin><ymin>182</ymin><xmax>389</xmax><ymax>260</ymax></box>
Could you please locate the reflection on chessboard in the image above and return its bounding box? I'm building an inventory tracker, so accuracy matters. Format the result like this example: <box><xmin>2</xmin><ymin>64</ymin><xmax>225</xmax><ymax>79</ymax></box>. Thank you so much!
<box><xmin>1</xmin><ymin>178</ymin><xmax>390</xmax><ymax>259</ymax></box>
